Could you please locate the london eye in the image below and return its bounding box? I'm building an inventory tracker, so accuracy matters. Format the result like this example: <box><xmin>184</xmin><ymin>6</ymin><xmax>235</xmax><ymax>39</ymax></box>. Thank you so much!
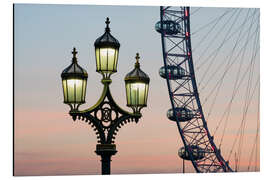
<box><xmin>155</xmin><ymin>6</ymin><xmax>259</xmax><ymax>173</ymax></box>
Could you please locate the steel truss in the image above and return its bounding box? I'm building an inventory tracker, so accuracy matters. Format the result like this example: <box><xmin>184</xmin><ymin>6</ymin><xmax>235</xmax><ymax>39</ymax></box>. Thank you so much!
<box><xmin>159</xmin><ymin>6</ymin><xmax>234</xmax><ymax>172</ymax></box>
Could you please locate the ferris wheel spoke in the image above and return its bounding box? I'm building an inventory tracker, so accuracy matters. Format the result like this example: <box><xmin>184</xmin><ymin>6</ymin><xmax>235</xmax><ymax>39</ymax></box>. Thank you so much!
<box><xmin>194</xmin><ymin>9</ymin><xmax>240</xmax><ymax>69</ymax></box>
<box><xmin>190</xmin><ymin>7</ymin><xmax>202</xmax><ymax>16</ymax></box>
<box><xmin>191</xmin><ymin>8</ymin><xmax>233</xmax><ymax>36</ymax></box>
<box><xmin>199</xmin><ymin>10</ymin><xmax>259</xmax><ymax>94</ymax></box>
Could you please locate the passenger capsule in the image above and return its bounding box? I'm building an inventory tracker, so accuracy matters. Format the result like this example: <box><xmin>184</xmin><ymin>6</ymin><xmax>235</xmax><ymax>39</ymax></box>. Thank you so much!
<box><xmin>178</xmin><ymin>145</ymin><xmax>205</xmax><ymax>160</ymax></box>
<box><xmin>155</xmin><ymin>20</ymin><xmax>180</xmax><ymax>35</ymax></box>
<box><xmin>167</xmin><ymin>107</ymin><xmax>194</xmax><ymax>122</ymax></box>
<box><xmin>159</xmin><ymin>66</ymin><xmax>185</xmax><ymax>80</ymax></box>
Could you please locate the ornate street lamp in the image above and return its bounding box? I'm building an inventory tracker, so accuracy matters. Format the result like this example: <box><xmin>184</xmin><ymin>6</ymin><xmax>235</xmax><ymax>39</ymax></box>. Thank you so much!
<box><xmin>61</xmin><ymin>18</ymin><xmax>150</xmax><ymax>175</ymax></box>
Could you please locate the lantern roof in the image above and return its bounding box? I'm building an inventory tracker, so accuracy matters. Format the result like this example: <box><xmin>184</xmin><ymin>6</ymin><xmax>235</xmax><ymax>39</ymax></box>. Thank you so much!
<box><xmin>125</xmin><ymin>53</ymin><xmax>150</xmax><ymax>83</ymax></box>
<box><xmin>94</xmin><ymin>17</ymin><xmax>120</xmax><ymax>48</ymax></box>
<box><xmin>61</xmin><ymin>47</ymin><xmax>88</xmax><ymax>79</ymax></box>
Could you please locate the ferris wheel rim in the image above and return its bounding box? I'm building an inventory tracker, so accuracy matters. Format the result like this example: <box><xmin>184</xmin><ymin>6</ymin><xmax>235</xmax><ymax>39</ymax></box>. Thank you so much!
<box><xmin>158</xmin><ymin>6</ymin><xmax>234</xmax><ymax>173</ymax></box>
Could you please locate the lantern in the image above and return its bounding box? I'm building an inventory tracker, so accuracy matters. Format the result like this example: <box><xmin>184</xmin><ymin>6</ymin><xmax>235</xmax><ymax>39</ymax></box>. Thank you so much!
<box><xmin>125</xmin><ymin>53</ymin><xmax>150</xmax><ymax>112</ymax></box>
<box><xmin>94</xmin><ymin>17</ymin><xmax>120</xmax><ymax>78</ymax></box>
<box><xmin>61</xmin><ymin>47</ymin><xmax>88</xmax><ymax>110</ymax></box>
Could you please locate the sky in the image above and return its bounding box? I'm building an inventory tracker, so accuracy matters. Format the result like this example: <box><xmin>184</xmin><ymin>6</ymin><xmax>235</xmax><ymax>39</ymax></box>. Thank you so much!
<box><xmin>14</xmin><ymin>4</ymin><xmax>259</xmax><ymax>176</ymax></box>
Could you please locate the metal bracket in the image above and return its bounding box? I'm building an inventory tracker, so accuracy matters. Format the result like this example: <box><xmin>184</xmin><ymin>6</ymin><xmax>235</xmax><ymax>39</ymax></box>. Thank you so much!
<box><xmin>69</xmin><ymin>79</ymin><xmax>142</xmax><ymax>144</ymax></box>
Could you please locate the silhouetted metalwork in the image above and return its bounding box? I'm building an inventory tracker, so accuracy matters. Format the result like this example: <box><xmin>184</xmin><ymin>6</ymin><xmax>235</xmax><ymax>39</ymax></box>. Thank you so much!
<box><xmin>61</xmin><ymin>18</ymin><xmax>149</xmax><ymax>175</ymax></box>
<box><xmin>156</xmin><ymin>6</ymin><xmax>233</xmax><ymax>172</ymax></box>
<box><xmin>69</xmin><ymin>77</ymin><xmax>142</xmax><ymax>174</ymax></box>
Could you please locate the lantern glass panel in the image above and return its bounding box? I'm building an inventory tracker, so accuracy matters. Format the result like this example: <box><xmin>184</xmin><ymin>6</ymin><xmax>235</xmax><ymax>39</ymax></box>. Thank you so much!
<box><xmin>95</xmin><ymin>48</ymin><xmax>100</xmax><ymax>71</ymax></box>
<box><xmin>62</xmin><ymin>79</ymin><xmax>68</xmax><ymax>102</ymax></box>
<box><xmin>125</xmin><ymin>83</ymin><xmax>131</xmax><ymax>105</ymax></box>
<box><xmin>144</xmin><ymin>83</ymin><xmax>149</xmax><ymax>104</ymax></box>
<box><xmin>130</xmin><ymin>82</ymin><xmax>147</xmax><ymax>106</ymax></box>
<box><xmin>66</xmin><ymin>79</ymin><xmax>84</xmax><ymax>103</ymax></box>
<box><xmin>82</xmin><ymin>80</ymin><xmax>87</xmax><ymax>101</ymax></box>
<box><xmin>113</xmin><ymin>49</ymin><xmax>119</xmax><ymax>70</ymax></box>
<box><xmin>96</xmin><ymin>47</ymin><xmax>118</xmax><ymax>73</ymax></box>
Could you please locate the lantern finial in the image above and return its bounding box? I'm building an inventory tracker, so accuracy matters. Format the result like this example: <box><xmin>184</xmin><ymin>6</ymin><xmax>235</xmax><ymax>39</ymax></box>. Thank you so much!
<box><xmin>135</xmin><ymin>53</ymin><xmax>140</xmax><ymax>68</ymax></box>
<box><xmin>105</xmin><ymin>17</ymin><xmax>111</xmax><ymax>32</ymax></box>
<box><xmin>72</xmin><ymin>47</ymin><xmax>78</xmax><ymax>63</ymax></box>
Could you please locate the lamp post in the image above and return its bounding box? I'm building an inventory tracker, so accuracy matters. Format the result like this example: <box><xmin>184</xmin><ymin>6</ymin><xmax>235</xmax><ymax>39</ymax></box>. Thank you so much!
<box><xmin>61</xmin><ymin>18</ymin><xmax>150</xmax><ymax>175</ymax></box>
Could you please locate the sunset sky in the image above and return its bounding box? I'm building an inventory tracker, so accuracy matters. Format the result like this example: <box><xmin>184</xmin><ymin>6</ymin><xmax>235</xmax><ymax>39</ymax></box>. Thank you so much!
<box><xmin>14</xmin><ymin>3</ymin><xmax>259</xmax><ymax>176</ymax></box>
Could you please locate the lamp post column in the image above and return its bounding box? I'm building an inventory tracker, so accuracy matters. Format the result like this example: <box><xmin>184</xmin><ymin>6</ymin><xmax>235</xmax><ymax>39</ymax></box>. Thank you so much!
<box><xmin>95</xmin><ymin>144</ymin><xmax>117</xmax><ymax>175</ymax></box>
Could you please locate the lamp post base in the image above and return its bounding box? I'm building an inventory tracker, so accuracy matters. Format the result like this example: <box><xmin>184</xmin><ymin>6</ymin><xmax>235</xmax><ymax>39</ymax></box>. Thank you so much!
<box><xmin>95</xmin><ymin>144</ymin><xmax>117</xmax><ymax>175</ymax></box>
